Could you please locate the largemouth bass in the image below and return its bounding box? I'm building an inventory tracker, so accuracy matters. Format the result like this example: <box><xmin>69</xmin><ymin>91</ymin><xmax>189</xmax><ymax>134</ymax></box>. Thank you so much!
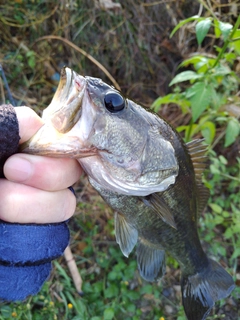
<box><xmin>22</xmin><ymin>67</ymin><xmax>235</xmax><ymax>320</ymax></box>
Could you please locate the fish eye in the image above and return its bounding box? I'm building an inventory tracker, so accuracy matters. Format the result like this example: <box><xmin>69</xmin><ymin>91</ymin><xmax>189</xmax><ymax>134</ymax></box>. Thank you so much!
<box><xmin>104</xmin><ymin>91</ymin><xmax>125</xmax><ymax>113</ymax></box>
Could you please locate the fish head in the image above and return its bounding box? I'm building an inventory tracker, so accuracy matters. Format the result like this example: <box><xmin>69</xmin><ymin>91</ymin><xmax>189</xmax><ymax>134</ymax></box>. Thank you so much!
<box><xmin>22</xmin><ymin>67</ymin><xmax>179</xmax><ymax>196</ymax></box>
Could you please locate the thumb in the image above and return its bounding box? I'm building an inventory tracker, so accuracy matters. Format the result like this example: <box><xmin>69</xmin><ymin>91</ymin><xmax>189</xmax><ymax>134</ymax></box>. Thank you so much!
<box><xmin>16</xmin><ymin>107</ymin><xmax>44</xmax><ymax>144</ymax></box>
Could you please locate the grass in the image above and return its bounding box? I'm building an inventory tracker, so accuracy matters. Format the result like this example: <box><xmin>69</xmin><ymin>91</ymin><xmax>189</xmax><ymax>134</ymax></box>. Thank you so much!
<box><xmin>0</xmin><ymin>1</ymin><xmax>239</xmax><ymax>319</ymax></box>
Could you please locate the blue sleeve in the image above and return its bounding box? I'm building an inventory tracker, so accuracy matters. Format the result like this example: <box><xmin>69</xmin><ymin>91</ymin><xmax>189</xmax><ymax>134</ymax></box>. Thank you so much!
<box><xmin>0</xmin><ymin>220</ymin><xmax>69</xmax><ymax>301</ymax></box>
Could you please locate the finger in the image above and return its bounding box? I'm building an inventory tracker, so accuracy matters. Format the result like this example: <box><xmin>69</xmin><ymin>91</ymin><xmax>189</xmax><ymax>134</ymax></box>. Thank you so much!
<box><xmin>0</xmin><ymin>179</ymin><xmax>76</xmax><ymax>223</ymax></box>
<box><xmin>16</xmin><ymin>107</ymin><xmax>44</xmax><ymax>143</ymax></box>
<box><xmin>4</xmin><ymin>154</ymin><xmax>82</xmax><ymax>191</ymax></box>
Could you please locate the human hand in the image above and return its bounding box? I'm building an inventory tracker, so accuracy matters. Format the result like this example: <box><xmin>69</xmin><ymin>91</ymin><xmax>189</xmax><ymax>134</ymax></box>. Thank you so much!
<box><xmin>0</xmin><ymin>106</ymin><xmax>82</xmax><ymax>224</ymax></box>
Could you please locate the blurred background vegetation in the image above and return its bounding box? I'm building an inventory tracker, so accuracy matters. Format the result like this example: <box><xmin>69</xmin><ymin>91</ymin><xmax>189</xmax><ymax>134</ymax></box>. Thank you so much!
<box><xmin>0</xmin><ymin>0</ymin><xmax>239</xmax><ymax>319</ymax></box>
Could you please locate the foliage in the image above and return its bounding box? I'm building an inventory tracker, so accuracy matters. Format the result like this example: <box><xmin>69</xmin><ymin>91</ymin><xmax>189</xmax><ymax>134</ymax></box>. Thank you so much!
<box><xmin>153</xmin><ymin>4</ymin><xmax>240</xmax><ymax>318</ymax></box>
<box><xmin>0</xmin><ymin>0</ymin><xmax>201</xmax><ymax>110</ymax></box>
<box><xmin>152</xmin><ymin>14</ymin><xmax>240</xmax><ymax>146</ymax></box>
<box><xmin>201</xmin><ymin>153</ymin><xmax>240</xmax><ymax>261</ymax></box>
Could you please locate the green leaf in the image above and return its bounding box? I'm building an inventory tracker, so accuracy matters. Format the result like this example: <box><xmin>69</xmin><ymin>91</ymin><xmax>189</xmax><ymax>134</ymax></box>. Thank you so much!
<box><xmin>103</xmin><ymin>308</ymin><xmax>115</xmax><ymax>320</ymax></box>
<box><xmin>229</xmin><ymin>29</ymin><xmax>240</xmax><ymax>54</ymax></box>
<box><xmin>127</xmin><ymin>290</ymin><xmax>141</xmax><ymax>300</ymax></box>
<box><xmin>179</xmin><ymin>56</ymin><xmax>205</xmax><ymax>68</ymax></box>
<box><xmin>140</xmin><ymin>284</ymin><xmax>153</xmax><ymax>294</ymax></box>
<box><xmin>179</xmin><ymin>56</ymin><xmax>214</xmax><ymax>72</ymax></box>
<box><xmin>126</xmin><ymin>303</ymin><xmax>136</xmax><ymax>313</ymax></box>
<box><xmin>108</xmin><ymin>270</ymin><xmax>118</xmax><ymax>280</ymax></box>
<box><xmin>219</xmin><ymin>155</ymin><xmax>228</xmax><ymax>165</ymax></box>
<box><xmin>209</xmin><ymin>203</ymin><xmax>222</xmax><ymax>214</ymax></box>
<box><xmin>209</xmin><ymin>87</ymin><xmax>222</xmax><ymax>110</ymax></box>
<box><xmin>200</xmin><ymin>121</ymin><xmax>216</xmax><ymax>144</ymax></box>
<box><xmin>214</xmin><ymin>19</ymin><xmax>221</xmax><ymax>38</ymax></box>
<box><xmin>93</xmin><ymin>281</ymin><xmax>104</xmax><ymax>293</ymax></box>
<box><xmin>28</xmin><ymin>55</ymin><xmax>36</xmax><ymax>69</ymax></box>
<box><xmin>231</xmin><ymin>247</ymin><xmax>240</xmax><ymax>260</ymax></box>
<box><xmin>224</xmin><ymin>52</ymin><xmax>236</xmax><ymax>63</ymax></box>
<box><xmin>212</xmin><ymin>64</ymin><xmax>231</xmax><ymax>77</ymax></box>
<box><xmin>187</xmin><ymin>82</ymin><xmax>212</xmax><ymax>121</ymax></box>
<box><xmin>224</xmin><ymin>227</ymin><xmax>233</xmax><ymax>239</ymax></box>
<box><xmin>217</xmin><ymin>246</ymin><xmax>226</xmax><ymax>257</ymax></box>
<box><xmin>222</xmin><ymin>210</ymin><xmax>230</xmax><ymax>218</ymax></box>
<box><xmin>184</xmin><ymin>123</ymin><xmax>198</xmax><ymax>141</ymax></box>
<box><xmin>26</xmin><ymin>50</ymin><xmax>36</xmax><ymax>69</ymax></box>
<box><xmin>176</xmin><ymin>125</ymin><xmax>188</xmax><ymax>133</ymax></box>
<box><xmin>196</xmin><ymin>58</ymin><xmax>215</xmax><ymax>73</ymax></box>
<box><xmin>169</xmin><ymin>71</ymin><xmax>203</xmax><ymax>86</ymax></box>
<box><xmin>224</xmin><ymin>118</ymin><xmax>240</xmax><ymax>147</ymax></box>
<box><xmin>170</xmin><ymin>15</ymin><xmax>201</xmax><ymax>38</ymax></box>
<box><xmin>210</xmin><ymin>164</ymin><xmax>220</xmax><ymax>175</ymax></box>
<box><xmin>104</xmin><ymin>284</ymin><xmax>119</xmax><ymax>298</ymax></box>
<box><xmin>151</xmin><ymin>94</ymin><xmax>180</xmax><ymax>111</ymax></box>
<box><xmin>0</xmin><ymin>305</ymin><xmax>12</xmax><ymax>318</ymax></box>
<box><xmin>196</xmin><ymin>19</ymin><xmax>212</xmax><ymax>45</ymax></box>
<box><xmin>219</xmin><ymin>21</ymin><xmax>233</xmax><ymax>41</ymax></box>
<box><xmin>232</xmin><ymin>223</ymin><xmax>240</xmax><ymax>234</ymax></box>
<box><xmin>213</xmin><ymin>215</ymin><xmax>224</xmax><ymax>224</ymax></box>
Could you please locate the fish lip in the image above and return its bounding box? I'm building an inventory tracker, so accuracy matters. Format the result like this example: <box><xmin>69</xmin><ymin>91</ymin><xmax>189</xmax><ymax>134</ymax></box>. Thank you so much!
<box><xmin>59</xmin><ymin>67</ymin><xmax>86</xmax><ymax>102</ymax></box>
<box><xmin>42</xmin><ymin>67</ymin><xmax>87</xmax><ymax>134</ymax></box>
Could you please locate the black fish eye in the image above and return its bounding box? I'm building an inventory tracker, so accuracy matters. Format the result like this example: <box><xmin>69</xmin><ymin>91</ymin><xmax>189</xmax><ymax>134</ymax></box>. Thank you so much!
<box><xmin>104</xmin><ymin>91</ymin><xmax>125</xmax><ymax>113</ymax></box>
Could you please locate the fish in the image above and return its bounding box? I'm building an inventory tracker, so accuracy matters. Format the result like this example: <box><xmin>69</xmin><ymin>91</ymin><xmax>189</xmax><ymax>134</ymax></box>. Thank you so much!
<box><xmin>21</xmin><ymin>67</ymin><xmax>235</xmax><ymax>320</ymax></box>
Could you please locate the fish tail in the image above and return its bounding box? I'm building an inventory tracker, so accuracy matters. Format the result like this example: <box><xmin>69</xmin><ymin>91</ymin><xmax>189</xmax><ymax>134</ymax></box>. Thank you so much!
<box><xmin>181</xmin><ymin>258</ymin><xmax>235</xmax><ymax>320</ymax></box>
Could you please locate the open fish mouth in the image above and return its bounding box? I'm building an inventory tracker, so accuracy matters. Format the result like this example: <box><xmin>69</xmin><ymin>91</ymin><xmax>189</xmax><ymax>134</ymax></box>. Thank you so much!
<box><xmin>42</xmin><ymin>67</ymin><xmax>86</xmax><ymax>134</ymax></box>
<box><xmin>20</xmin><ymin>67</ymin><xmax>96</xmax><ymax>158</ymax></box>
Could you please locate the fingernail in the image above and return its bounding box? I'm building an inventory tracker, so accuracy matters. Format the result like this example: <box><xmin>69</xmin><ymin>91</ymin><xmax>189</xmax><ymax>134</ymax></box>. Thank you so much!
<box><xmin>4</xmin><ymin>156</ymin><xmax>33</xmax><ymax>182</ymax></box>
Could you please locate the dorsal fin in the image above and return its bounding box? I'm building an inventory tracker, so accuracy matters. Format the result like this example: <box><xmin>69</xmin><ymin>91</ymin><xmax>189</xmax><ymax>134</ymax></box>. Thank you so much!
<box><xmin>136</xmin><ymin>237</ymin><xmax>166</xmax><ymax>282</ymax></box>
<box><xmin>186</xmin><ymin>139</ymin><xmax>209</xmax><ymax>214</ymax></box>
<box><xmin>114</xmin><ymin>212</ymin><xmax>138</xmax><ymax>257</ymax></box>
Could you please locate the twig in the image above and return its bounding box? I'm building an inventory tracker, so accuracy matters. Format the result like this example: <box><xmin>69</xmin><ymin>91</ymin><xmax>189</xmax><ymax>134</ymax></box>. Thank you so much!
<box><xmin>64</xmin><ymin>245</ymin><xmax>83</xmax><ymax>296</ymax></box>
<box><xmin>35</xmin><ymin>35</ymin><xmax>121</xmax><ymax>91</ymax></box>
<box><xmin>0</xmin><ymin>6</ymin><xmax>58</xmax><ymax>28</ymax></box>
<box><xmin>141</xmin><ymin>0</ymin><xmax>176</xmax><ymax>7</ymax></box>
<box><xmin>0</xmin><ymin>64</ymin><xmax>16</xmax><ymax>106</ymax></box>
<box><xmin>0</xmin><ymin>77</ymin><xmax>5</xmax><ymax>103</ymax></box>
<box><xmin>198</xmin><ymin>0</ymin><xmax>218</xmax><ymax>20</ymax></box>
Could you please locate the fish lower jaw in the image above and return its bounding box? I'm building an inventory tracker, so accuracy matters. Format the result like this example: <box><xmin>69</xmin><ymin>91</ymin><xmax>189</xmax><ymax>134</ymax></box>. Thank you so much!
<box><xmin>20</xmin><ymin>123</ymin><xmax>97</xmax><ymax>158</ymax></box>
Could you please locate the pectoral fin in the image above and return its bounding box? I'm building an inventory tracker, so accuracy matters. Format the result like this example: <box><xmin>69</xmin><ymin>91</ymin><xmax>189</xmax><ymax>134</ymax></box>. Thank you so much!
<box><xmin>136</xmin><ymin>237</ymin><xmax>166</xmax><ymax>282</ymax></box>
<box><xmin>142</xmin><ymin>194</ymin><xmax>176</xmax><ymax>229</ymax></box>
<box><xmin>114</xmin><ymin>212</ymin><xmax>138</xmax><ymax>257</ymax></box>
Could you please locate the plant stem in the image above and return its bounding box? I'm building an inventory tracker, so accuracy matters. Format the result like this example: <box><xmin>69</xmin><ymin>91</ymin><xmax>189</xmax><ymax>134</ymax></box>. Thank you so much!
<box><xmin>198</xmin><ymin>0</ymin><xmax>217</xmax><ymax>20</ymax></box>
<box><xmin>0</xmin><ymin>64</ymin><xmax>16</xmax><ymax>106</ymax></box>
<box><xmin>186</xmin><ymin>119</ymin><xmax>193</xmax><ymax>142</ymax></box>
<box><xmin>212</xmin><ymin>15</ymin><xmax>240</xmax><ymax>68</ymax></box>
<box><xmin>220</xmin><ymin>173</ymin><xmax>240</xmax><ymax>182</ymax></box>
